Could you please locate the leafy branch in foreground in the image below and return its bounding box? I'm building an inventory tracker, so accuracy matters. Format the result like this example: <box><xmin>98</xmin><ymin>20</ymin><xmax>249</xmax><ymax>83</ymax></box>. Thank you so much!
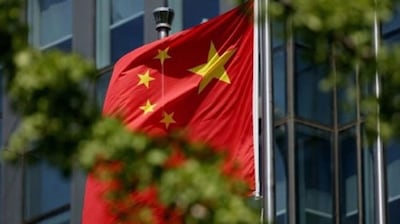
<box><xmin>80</xmin><ymin>118</ymin><xmax>259</xmax><ymax>223</ymax></box>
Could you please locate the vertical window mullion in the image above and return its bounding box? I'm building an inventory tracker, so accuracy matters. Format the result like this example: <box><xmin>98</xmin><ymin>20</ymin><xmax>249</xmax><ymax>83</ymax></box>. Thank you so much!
<box><xmin>168</xmin><ymin>0</ymin><xmax>183</xmax><ymax>34</ymax></box>
<box><xmin>96</xmin><ymin>0</ymin><xmax>111</xmax><ymax>68</ymax></box>
<box><xmin>28</xmin><ymin>0</ymin><xmax>40</xmax><ymax>47</ymax></box>
<box><xmin>286</xmin><ymin>17</ymin><xmax>297</xmax><ymax>224</ymax></box>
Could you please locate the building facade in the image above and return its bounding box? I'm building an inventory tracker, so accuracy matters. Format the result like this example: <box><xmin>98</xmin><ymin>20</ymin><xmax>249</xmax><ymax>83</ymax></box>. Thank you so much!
<box><xmin>0</xmin><ymin>0</ymin><xmax>399</xmax><ymax>224</ymax></box>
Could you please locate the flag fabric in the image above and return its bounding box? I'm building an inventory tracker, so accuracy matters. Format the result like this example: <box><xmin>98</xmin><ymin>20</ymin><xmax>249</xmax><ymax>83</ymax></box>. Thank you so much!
<box><xmin>83</xmin><ymin>2</ymin><xmax>254</xmax><ymax>223</ymax></box>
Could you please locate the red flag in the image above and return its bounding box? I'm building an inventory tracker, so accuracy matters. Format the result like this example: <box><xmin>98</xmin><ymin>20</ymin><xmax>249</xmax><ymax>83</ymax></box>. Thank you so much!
<box><xmin>83</xmin><ymin>2</ymin><xmax>254</xmax><ymax>223</ymax></box>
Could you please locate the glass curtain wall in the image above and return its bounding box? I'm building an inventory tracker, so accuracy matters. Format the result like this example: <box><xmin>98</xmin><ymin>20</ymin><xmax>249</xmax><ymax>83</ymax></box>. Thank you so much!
<box><xmin>339</xmin><ymin>129</ymin><xmax>359</xmax><ymax>223</ymax></box>
<box><xmin>271</xmin><ymin>17</ymin><xmax>366</xmax><ymax>224</ymax></box>
<box><xmin>293</xmin><ymin>31</ymin><xmax>334</xmax><ymax>224</ymax></box>
<box><xmin>25</xmin><ymin>0</ymin><xmax>73</xmax><ymax>223</ymax></box>
<box><xmin>182</xmin><ymin>0</ymin><xmax>219</xmax><ymax>29</ymax></box>
<box><xmin>28</xmin><ymin>0</ymin><xmax>72</xmax><ymax>50</ymax></box>
<box><xmin>0</xmin><ymin>68</ymin><xmax>3</xmax><ymax>145</ymax></box>
<box><xmin>96</xmin><ymin>0</ymin><xmax>144</xmax><ymax>68</ymax></box>
<box><xmin>275</xmin><ymin>125</ymin><xmax>288</xmax><ymax>223</ymax></box>
<box><xmin>382</xmin><ymin>6</ymin><xmax>400</xmax><ymax>223</ymax></box>
<box><xmin>272</xmin><ymin>19</ymin><xmax>288</xmax><ymax>224</ymax></box>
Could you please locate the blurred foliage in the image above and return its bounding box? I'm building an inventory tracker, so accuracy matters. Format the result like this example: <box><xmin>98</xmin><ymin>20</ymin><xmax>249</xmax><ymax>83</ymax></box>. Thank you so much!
<box><xmin>3</xmin><ymin>49</ymin><xmax>99</xmax><ymax>175</ymax></box>
<box><xmin>80</xmin><ymin>118</ymin><xmax>259</xmax><ymax>223</ymax></box>
<box><xmin>0</xmin><ymin>0</ymin><xmax>27</xmax><ymax>76</ymax></box>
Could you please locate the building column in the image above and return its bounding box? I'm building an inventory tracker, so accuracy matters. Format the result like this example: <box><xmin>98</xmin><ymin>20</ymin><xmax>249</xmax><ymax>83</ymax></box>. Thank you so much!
<box><xmin>70</xmin><ymin>0</ymin><xmax>96</xmax><ymax>223</ymax></box>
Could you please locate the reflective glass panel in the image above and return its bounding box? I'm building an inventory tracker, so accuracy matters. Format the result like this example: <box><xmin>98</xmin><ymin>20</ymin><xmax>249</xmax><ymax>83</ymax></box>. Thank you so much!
<box><xmin>111</xmin><ymin>16</ymin><xmax>144</xmax><ymax>63</ymax></box>
<box><xmin>386</xmin><ymin>141</ymin><xmax>400</xmax><ymax>224</ymax></box>
<box><xmin>296</xmin><ymin>125</ymin><xmax>332</xmax><ymax>224</ymax></box>
<box><xmin>38</xmin><ymin>0</ymin><xmax>72</xmax><ymax>47</ymax></box>
<box><xmin>362</xmin><ymin>126</ymin><xmax>375</xmax><ymax>224</ymax></box>
<box><xmin>0</xmin><ymin>68</ymin><xmax>3</xmax><ymax>113</ymax></box>
<box><xmin>183</xmin><ymin>0</ymin><xmax>219</xmax><ymax>29</ymax></box>
<box><xmin>272</xmin><ymin>21</ymin><xmax>284</xmax><ymax>49</ymax></box>
<box><xmin>382</xmin><ymin>30</ymin><xmax>400</xmax><ymax>45</ymax></box>
<box><xmin>339</xmin><ymin>129</ymin><xmax>359</xmax><ymax>224</ymax></box>
<box><xmin>275</xmin><ymin>125</ymin><xmax>288</xmax><ymax>224</ymax></box>
<box><xmin>110</xmin><ymin>0</ymin><xmax>144</xmax><ymax>63</ymax></box>
<box><xmin>337</xmin><ymin>74</ymin><xmax>356</xmax><ymax>125</ymax></box>
<box><xmin>111</xmin><ymin>0</ymin><xmax>143</xmax><ymax>24</ymax></box>
<box><xmin>295</xmin><ymin>47</ymin><xmax>332</xmax><ymax>125</ymax></box>
<box><xmin>273</xmin><ymin>50</ymin><xmax>286</xmax><ymax>120</ymax></box>
<box><xmin>382</xmin><ymin>2</ymin><xmax>400</xmax><ymax>36</ymax></box>
<box><xmin>0</xmin><ymin>119</ymin><xmax>2</xmax><ymax>148</ymax></box>
<box><xmin>0</xmin><ymin>68</ymin><xmax>3</xmax><ymax>148</ymax></box>
<box><xmin>24</xmin><ymin>159</ymin><xmax>70</xmax><ymax>219</ymax></box>
<box><xmin>97</xmin><ymin>0</ymin><xmax>144</xmax><ymax>65</ymax></box>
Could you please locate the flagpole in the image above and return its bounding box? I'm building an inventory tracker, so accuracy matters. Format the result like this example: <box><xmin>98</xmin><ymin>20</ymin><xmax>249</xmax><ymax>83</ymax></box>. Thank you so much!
<box><xmin>153</xmin><ymin>1</ymin><xmax>174</xmax><ymax>39</ymax></box>
<box><xmin>257</xmin><ymin>0</ymin><xmax>276</xmax><ymax>223</ymax></box>
<box><xmin>373</xmin><ymin>5</ymin><xmax>387</xmax><ymax>224</ymax></box>
<box><xmin>253</xmin><ymin>0</ymin><xmax>261</xmax><ymax>199</ymax></box>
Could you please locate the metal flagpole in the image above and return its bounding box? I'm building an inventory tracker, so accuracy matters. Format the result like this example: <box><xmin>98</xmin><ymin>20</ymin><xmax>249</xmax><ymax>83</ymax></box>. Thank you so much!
<box><xmin>373</xmin><ymin>5</ymin><xmax>387</xmax><ymax>224</ymax></box>
<box><xmin>253</xmin><ymin>0</ymin><xmax>261</xmax><ymax>199</ymax></box>
<box><xmin>256</xmin><ymin>0</ymin><xmax>276</xmax><ymax>223</ymax></box>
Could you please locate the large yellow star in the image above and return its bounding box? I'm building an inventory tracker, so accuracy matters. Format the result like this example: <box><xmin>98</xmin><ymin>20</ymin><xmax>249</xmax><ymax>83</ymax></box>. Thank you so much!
<box><xmin>154</xmin><ymin>47</ymin><xmax>171</xmax><ymax>66</ymax></box>
<box><xmin>137</xmin><ymin>70</ymin><xmax>154</xmax><ymax>88</ymax></box>
<box><xmin>160</xmin><ymin>111</ymin><xmax>176</xmax><ymax>129</ymax></box>
<box><xmin>140</xmin><ymin>100</ymin><xmax>156</xmax><ymax>114</ymax></box>
<box><xmin>189</xmin><ymin>42</ymin><xmax>236</xmax><ymax>93</ymax></box>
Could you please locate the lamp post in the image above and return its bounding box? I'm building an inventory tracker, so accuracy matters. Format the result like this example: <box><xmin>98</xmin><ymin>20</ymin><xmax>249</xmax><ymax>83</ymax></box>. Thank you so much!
<box><xmin>153</xmin><ymin>0</ymin><xmax>174</xmax><ymax>39</ymax></box>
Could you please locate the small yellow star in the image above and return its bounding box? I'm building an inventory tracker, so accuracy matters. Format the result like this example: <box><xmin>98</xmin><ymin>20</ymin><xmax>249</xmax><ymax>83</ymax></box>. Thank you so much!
<box><xmin>137</xmin><ymin>70</ymin><xmax>155</xmax><ymax>88</ymax></box>
<box><xmin>160</xmin><ymin>111</ymin><xmax>176</xmax><ymax>129</ymax></box>
<box><xmin>154</xmin><ymin>48</ymin><xmax>171</xmax><ymax>66</ymax></box>
<box><xmin>140</xmin><ymin>100</ymin><xmax>156</xmax><ymax>114</ymax></box>
<box><xmin>189</xmin><ymin>42</ymin><xmax>235</xmax><ymax>93</ymax></box>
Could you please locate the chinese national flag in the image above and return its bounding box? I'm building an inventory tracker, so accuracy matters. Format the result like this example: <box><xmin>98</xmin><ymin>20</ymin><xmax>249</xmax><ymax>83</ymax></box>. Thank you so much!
<box><xmin>83</xmin><ymin>2</ymin><xmax>254</xmax><ymax>223</ymax></box>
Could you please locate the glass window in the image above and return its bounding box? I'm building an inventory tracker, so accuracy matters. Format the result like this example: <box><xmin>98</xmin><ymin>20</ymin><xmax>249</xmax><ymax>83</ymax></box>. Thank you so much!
<box><xmin>111</xmin><ymin>0</ymin><xmax>143</xmax><ymax>24</ymax></box>
<box><xmin>296</xmin><ymin>125</ymin><xmax>333</xmax><ymax>224</ymax></box>
<box><xmin>382</xmin><ymin>2</ymin><xmax>400</xmax><ymax>45</ymax></box>
<box><xmin>96</xmin><ymin>0</ymin><xmax>144</xmax><ymax>68</ymax></box>
<box><xmin>272</xmin><ymin>21</ymin><xmax>284</xmax><ymax>49</ymax></box>
<box><xmin>362</xmin><ymin>126</ymin><xmax>375</xmax><ymax>224</ymax></box>
<box><xmin>382</xmin><ymin>2</ymin><xmax>400</xmax><ymax>36</ymax></box>
<box><xmin>386</xmin><ymin>141</ymin><xmax>400</xmax><ymax>224</ymax></box>
<box><xmin>96</xmin><ymin>72</ymin><xmax>112</xmax><ymax>108</ymax></box>
<box><xmin>110</xmin><ymin>16</ymin><xmax>144</xmax><ymax>63</ymax></box>
<box><xmin>0</xmin><ymin>68</ymin><xmax>3</xmax><ymax>146</ymax></box>
<box><xmin>28</xmin><ymin>0</ymin><xmax>72</xmax><ymax>50</ymax></box>
<box><xmin>295</xmin><ymin>47</ymin><xmax>332</xmax><ymax>125</ymax></box>
<box><xmin>339</xmin><ymin>129</ymin><xmax>359</xmax><ymax>224</ymax></box>
<box><xmin>0</xmin><ymin>68</ymin><xmax>3</xmax><ymax>113</ymax></box>
<box><xmin>337</xmin><ymin>74</ymin><xmax>356</xmax><ymax>125</ymax></box>
<box><xmin>24</xmin><ymin>158</ymin><xmax>70</xmax><ymax>220</ymax></box>
<box><xmin>182</xmin><ymin>0</ymin><xmax>219</xmax><ymax>29</ymax></box>
<box><xmin>275</xmin><ymin>125</ymin><xmax>288</xmax><ymax>224</ymax></box>
<box><xmin>0</xmin><ymin>118</ymin><xmax>2</xmax><ymax>148</ymax></box>
<box><xmin>273</xmin><ymin>50</ymin><xmax>286</xmax><ymax>120</ymax></box>
<box><xmin>382</xmin><ymin>29</ymin><xmax>400</xmax><ymax>45</ymax></box>
<box><xmin>110</xmin><ymin>0</ymin><xmax>144</xmax><ymax>63</ymax></box>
